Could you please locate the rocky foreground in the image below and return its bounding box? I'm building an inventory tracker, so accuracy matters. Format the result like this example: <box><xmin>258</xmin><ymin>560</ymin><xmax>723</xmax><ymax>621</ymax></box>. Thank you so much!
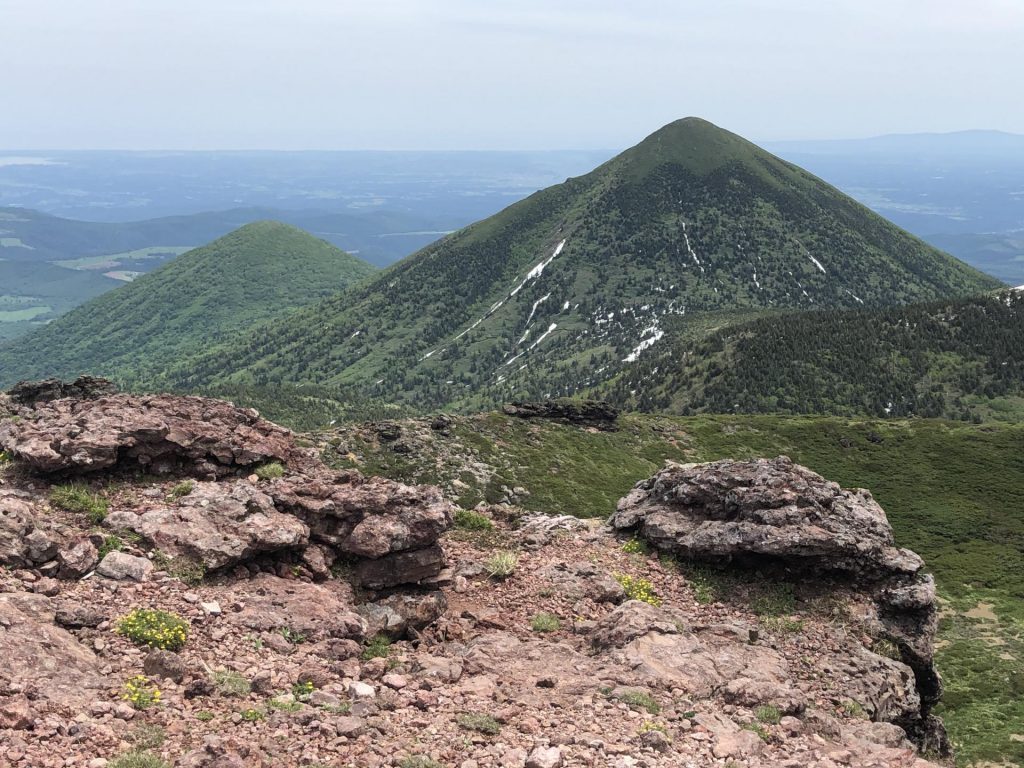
<box><xmin>0</xmin><ymin>384</ymin><xmax>946</xmax><ymax>767</ymax></box>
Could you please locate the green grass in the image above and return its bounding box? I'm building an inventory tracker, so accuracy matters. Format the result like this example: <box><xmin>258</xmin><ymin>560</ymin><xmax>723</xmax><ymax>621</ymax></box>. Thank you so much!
<box><xmin>618</xmin><ymin>690</ymin><xmax>661</xmax><ymax>715</ymax></box>
<box><xmin>530</xmin><ymin>612</ymin><xmax>561</xmax><ymax>633</ymax></box>
<box><xmin>456</xmin><ymin>713</ymin><xmax>501</xmax><ymax>735</ymax></box>
<box><xmin>49</xmin><ymin>483</ymin><xmax>109</xmax><ymax>523</ymax></box>
<box><xmin>254</xmin><ymin>462</ymin><xmax>286</xmax><ymax>480</ymax></box>
<box><xmin>108</xmin><ymin>753</ymin><xmax>170</xmax><ymax>768</ymax></box>
<box><xmin>0</xmin><ymin>305</ymin><xmax>51</xmax><ymax>322</ymax></box>
<box><xmin>360</xmin><ymin>634</ymin><xmax>392</xmax><ymax>660</ymax></box>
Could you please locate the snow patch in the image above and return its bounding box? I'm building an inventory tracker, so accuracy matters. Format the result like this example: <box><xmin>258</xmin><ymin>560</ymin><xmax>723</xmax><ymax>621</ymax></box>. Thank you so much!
<box><xmin>528</xmin><ymin>323</ymin><xmax>558</xmax><ymax>351</ymax></box>
<box><xmin>510</xmin><ymin>239</ymin><xmax>566</xmax><ymax>297</ymax></box>
<box><xmin>623</xmin><ymin>322</ymin><xmax>665</xmax><ymax>363</ymax></box>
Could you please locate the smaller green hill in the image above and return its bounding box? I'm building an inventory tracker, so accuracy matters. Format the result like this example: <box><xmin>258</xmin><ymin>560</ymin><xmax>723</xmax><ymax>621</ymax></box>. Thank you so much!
<box><xmin>0</xmin><ymin>222</ymin><xmax>376</xmax><ymax>387</ymax></box>
<box><xmin>602</xmin><ymin>290</ymin><xmax>1024</xmax><ymax>422</ymax></box>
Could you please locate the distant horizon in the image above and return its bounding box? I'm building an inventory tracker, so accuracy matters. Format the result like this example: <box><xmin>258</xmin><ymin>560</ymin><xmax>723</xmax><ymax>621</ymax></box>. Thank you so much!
<box><xmin>2</xmin><ymin>125</ymin><xmax>1022</xmax><ymax>154</ymax></box>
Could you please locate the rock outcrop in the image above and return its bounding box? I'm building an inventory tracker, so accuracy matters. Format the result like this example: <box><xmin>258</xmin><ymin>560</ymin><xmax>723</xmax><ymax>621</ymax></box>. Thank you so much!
<box><xmin>502</xmin><ymin>399</ymin><xmax>619</xmax><ymax>429</ymax></box>
<box><xmin>611</xmin><ymin>456</ymin><xmax>946</xmax><ymax>752</ymax></box>
<box><xmin>0</xmin><ymin>391</ymin><xmax>301</xmax><ymax>476</ymax></box>
<box><xmin>6</xmin><ymin>375</ymin><xmax>118</xmax><ymax>407</ymax></box>
<box><xmin>1</xmin><ymin>384</ymin><xmax>454</xmax><ymax>587</ymax></box>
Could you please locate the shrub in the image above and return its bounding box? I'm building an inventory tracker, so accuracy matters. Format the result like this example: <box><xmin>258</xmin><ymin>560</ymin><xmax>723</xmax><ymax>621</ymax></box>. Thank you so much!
<box><xmin>484</xmin><ymin>550</ymin><xmax>518</xmax><ymax>579</ymax></box>
<box><xmin>279</xmin><ymin>626</ymin><xmax>307</xmax><ymax>645</ymax></box>
<box><xmin>454</xmin><ymin>509</ymin><xmax>493</xmax><ymax>531</ymax></box>
<box><xmin>50</xmin><ymin>483</ymin><xmax>108</xmax><ymax>522</ymax></box>
<box><xmin>167</xmin><ymin>480</ymin><xmax>194</xmax><ymax>500</ymax></box>
<box><xmin>614</xmin><ymin>573</ymin><xmax>662</xmax><ymax>606</ymax></box>
<box><xmin>118</xmin><ymin>608</ymin><xmax>189</xmax><ymax>651</ymax></box>
<box><xmin>254</xmin><ymin>462</ymin><xmax>285</xmax><ymax>480</ymax></box>
<box><xmin>240</xmin><ymin>708</ymin><xmax>265</xmax><ymax>721</ymax></box>
<box><xmin>398</xmin><ymin>758</ymin><xmax>446</xmax><ymax>768</ymax></box>
<box><xmin>755</xmin><ymin>705</ymin><xmax>781</xmax><ymax>724</ymax></box>
<box><xmin>98</xmin><ymin>534</ymin><xmax>124</xmax><ymax>560</ymax></box>
<box><xmin>622</xmin><ymin>537</ymin><xmax>649</xmax><ymax>554</ymax></box>
<box><xmin>361</xmin><ymin>634</ymin><xmax>391</xmax><ymax>660</ymax></box>
<box><xmin>127</xmin><ymin>723</ymin><xmax>166</xmax><ymax>750</ymax></box>
<box><xmin>619</xmin><ymin>690</ymin><xmax>660</xmax><ymax>714</ymax></box>
<box><xmin>214</xmin><ymin>670</ymin><xmax>251</xmax><ymax>697</ymax></box>
<box><xmin>530</xmin><ymin>612</ymin><xmax>560</xmax><ymax>633</ymax></box>
<box><xmin>108</xmin><ymin>753</ymin><xmax>170</xmax><ymax>768</ymax></box>
<box><xmin>195</xmin><ymin>710</ymin><xmax>214</xmax><ymax>722</ymax></box>
<box><xmin>292</xmin><ymin>680</ymin><xmax>315</xmax><ymax>701</ymax></box>
<box><xmin>123</xmin><ymin>675</ymin><xmax>162</xmax><ymax>710</ymax></box>
<box><xmin>456</xmin><ymin>712</ymin><xmax>501</xmax><ymax>735</ymax></box>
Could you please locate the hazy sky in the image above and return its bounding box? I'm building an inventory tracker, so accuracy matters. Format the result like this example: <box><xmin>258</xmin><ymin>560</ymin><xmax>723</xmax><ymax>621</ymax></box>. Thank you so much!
<box><xmin>2</xmin><ymin>0</ymin><xmax>1022</xmax><ymax>150</ymax></box>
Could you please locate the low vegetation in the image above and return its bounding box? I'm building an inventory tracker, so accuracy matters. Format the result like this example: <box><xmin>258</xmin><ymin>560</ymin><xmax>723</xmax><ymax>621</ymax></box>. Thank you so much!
<box><xmin>615</xmin><ymin>573</ymin><xmax>662</xmax><ymax>606</ymax></box>
<box><xmin>530</xmin><ymin>612</ymin><xmax>561</xmax><ymax>633</ymax></box>
<box><xmin>456</xmin><ymin>712</ymin><xmax>501</xmax><ymax>735</ymax></box>
<box><xmin>122</xmin><ymin>675</ymin><xmax>162</xmax><ymax>710</ymax></box>
<box><xmin>117</xmin><ymin>608</ymin><xmax>189</xmax><ymax>651</ymax></box>
<box><xmin>484</xmin><ymin>550</ymin><xmax>518</xmax><ymax>579</ymax></box>
<box><xmin>49</xmin><ymin>483</ymin><xmax>108</xmax><ymax>522</ymax></box>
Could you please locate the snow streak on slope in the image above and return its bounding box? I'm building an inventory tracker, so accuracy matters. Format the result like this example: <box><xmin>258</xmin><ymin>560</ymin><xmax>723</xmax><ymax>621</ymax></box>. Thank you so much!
<box><xmin>510</xmin><ymin>240</ymin><xmax>566</xmax><ymax>297</ymax></box>
<box><xmin>623</xmin><ymin>321</ymin><xmax>665</xmax><ymax>363</ymax></box>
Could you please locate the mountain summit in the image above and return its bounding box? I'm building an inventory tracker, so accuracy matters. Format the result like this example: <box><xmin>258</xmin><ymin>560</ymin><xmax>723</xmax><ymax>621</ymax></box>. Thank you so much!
<box><xmin>0</xmin><ymin>221</ymin><xmax>376</xmax><ymax>387</ymax></box>
<box><xmin>11</xmin><ymin>119</ymin><xmax>1000</xmax><ymax>405</ymax></box>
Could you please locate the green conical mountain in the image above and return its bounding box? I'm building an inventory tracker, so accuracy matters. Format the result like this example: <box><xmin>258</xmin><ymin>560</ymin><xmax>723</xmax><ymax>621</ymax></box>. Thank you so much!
<box><xmin>162</xmin><ymin>119</ymin><xmax>999</xmax><ymax>407</ymax></box>
<box><xmin>0</xmin><ymin>221</ymin><xmax>376</xmax><ymax>387</ymax></box>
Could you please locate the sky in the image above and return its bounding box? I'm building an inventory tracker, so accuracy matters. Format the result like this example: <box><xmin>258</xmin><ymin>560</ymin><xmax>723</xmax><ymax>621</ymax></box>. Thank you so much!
<box><xmin>2</xmin><ymin>0</ymin><xmax>1023</xmax><ymax>150</ymax></box>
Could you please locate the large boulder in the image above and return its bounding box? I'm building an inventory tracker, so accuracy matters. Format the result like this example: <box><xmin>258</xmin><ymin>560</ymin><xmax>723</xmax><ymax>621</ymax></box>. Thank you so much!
<box><xmin>611</xmin><ymin>457</ymin><xmax>945</xmax><ymax>751</ymax></box>
<box><xmin>0</xmin><ymin>392</ymin><xmax>301</xmax><ymax>475</ymax></box>
<box><xmin>611</xmin><ymin>456</ymin><xmax>921</xmax><ymax>579</ymax></box>
<box><xmin>222</xmin><ymin>574</ymin><xmax>366</xmax><ymax>642</ymax></box>
<box><xmin>106</xmin><ymin>480</ymin><xmax>310</xmax><ymax>571</ymax></box>
<box><xmin>0</xmin><ymin>490</ymin><xmax>59</xmax><ymax>567</ymax></box>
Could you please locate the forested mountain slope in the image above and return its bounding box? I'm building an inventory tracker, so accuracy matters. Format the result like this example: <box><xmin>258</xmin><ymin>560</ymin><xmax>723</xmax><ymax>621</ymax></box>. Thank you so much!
<box><xmin>158</xmin><ymin>118</ymin><xmax>999</xmax><ymax>409</ymax></box>
<box><xmin>602</xmin><ymin>290</ymin><xmax>1024</xmax><ymax>421</ymax></box>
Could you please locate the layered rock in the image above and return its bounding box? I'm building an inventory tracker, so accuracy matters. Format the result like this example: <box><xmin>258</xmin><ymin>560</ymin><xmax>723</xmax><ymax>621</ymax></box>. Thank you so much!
<box><xmin>2</xmin><ymin>383</ymin><xmax>454</xmax><ymax>587</ymax></box>
<box><xmin>502</xmin><ymin>399</ymin><xmax>619</xmax><ymax>430</ymax></box>
<box><xmin>0</xmin><ymin>392</ymin><xmax>301</xmax><ymax>475</ymax></box>
<box><xmin>610</xmin><ymin>456</ymin><xmax>946</xmax><ymax>752</ymax></box>
<box><xmin>6</xmin><ymin>375</ymin><xmax>117</xmax><ymax>407</ymax></box>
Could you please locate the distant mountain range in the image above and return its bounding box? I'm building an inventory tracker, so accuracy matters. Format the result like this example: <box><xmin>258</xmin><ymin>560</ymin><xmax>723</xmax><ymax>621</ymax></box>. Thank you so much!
<box><xmin>111</xmin><ymin>117</ymin><xmax>998</xmax><ymax>410</ymax></box>
<box><xmin>0</xmin><ymin>222</ymin><xmax>375</xmax><ymax>385</ymax></box>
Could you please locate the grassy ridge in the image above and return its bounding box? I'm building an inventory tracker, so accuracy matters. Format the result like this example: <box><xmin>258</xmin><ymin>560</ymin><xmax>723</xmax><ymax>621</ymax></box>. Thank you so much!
<box><xmin>325</xmin><ymin>412</ymin><xmax>1023</xmax><ymax>766</ymax></box>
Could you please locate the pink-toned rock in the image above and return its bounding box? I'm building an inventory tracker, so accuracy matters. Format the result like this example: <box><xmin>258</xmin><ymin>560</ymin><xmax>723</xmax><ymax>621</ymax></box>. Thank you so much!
<box><xmin>106</xmin><ymin>480</ymin><xmax>309</xmax><ymax>571</ymax></box>
<box><xmin>224</xmin><ymin>574</ymin><xmax>366</xmax><ymax>641</ymax></box>
<box><xmin>0</xmin><ymin>393</ymin><xmax>301</xmax><ymax>475</ymax></box>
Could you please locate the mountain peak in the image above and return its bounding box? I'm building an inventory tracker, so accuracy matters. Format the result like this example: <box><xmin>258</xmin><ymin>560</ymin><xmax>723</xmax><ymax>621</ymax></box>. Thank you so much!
<box><xmin>609</xmin><ymin>117</ymin><xmax>767</xmax><ymax>179</ymax></box>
